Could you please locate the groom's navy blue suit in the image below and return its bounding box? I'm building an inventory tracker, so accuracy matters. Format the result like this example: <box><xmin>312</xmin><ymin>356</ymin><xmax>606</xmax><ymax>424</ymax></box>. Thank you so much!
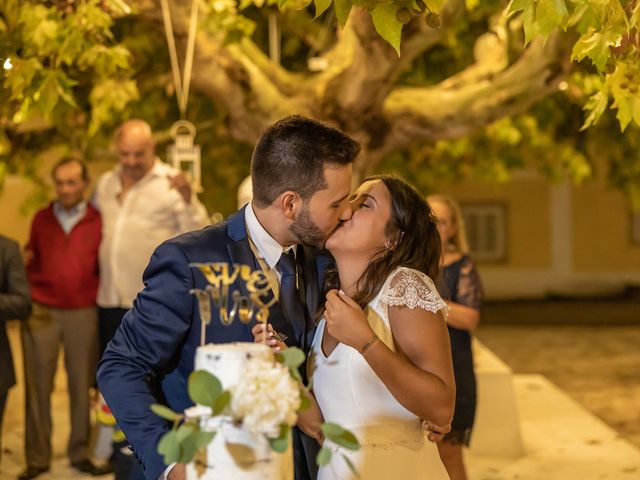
<box><xmin>97</xmin><ymin>206</ymin><xmax>329</xmax><ymax>480</ymax></box>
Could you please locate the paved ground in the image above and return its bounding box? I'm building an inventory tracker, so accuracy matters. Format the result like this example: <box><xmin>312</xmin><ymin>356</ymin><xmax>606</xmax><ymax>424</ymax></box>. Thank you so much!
<box><xmin>476</xmin><ymin>325</ymin><xmax>640</xmax><ymax>449</ymax></box>
<box><xmin>467</xmin><ymin>374</ymin><xmax>640</xmax><ymax>480</ymax></box>
<box><xmin>1</xmin><ymin>322</ymin><xmax>638</xmax><ymax>478</ymax></box>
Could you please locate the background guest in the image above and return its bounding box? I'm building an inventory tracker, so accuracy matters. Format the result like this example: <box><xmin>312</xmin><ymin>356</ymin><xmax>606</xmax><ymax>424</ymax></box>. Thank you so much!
<box><xmin>94</xmin><ymin>119</ymin><xmax>209</xmax><ymax>354</ymax></box>
<box><xmin>428</xmin><ymin>194</ymin><xmax>484</xmax><ymax>480</ymax></box>
<box><xmin>0</xmin><ymin>234</ymin><xmax>31</xmax><ymax>469</ymax></box>
<box><xmin>93</xmin><ymin>119</ymin><xmax>208</xmax><ymax>479</ymax></box>
<box><xmin>19</xmin><ymin>157</ymin><xmax>104</xmax><ymax>480</ymax></box>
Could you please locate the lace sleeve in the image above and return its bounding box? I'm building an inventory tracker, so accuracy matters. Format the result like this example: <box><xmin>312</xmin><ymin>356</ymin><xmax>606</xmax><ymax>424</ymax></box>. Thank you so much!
<box><xmin>379</xmin><ymin>267</ymin><xmax>449</xmax><ymax>316</ymax></box>
<box><xmin>455</xmin><ymin>258</ymin><xmax>483</xmax><ymax>310</ymax></box>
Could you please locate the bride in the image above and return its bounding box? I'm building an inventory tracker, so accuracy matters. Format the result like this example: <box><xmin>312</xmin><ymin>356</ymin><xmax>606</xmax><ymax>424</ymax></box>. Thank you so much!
<box><xmin>259</xmin><ymin>175</ymin><xmax>454</xmax><ymax>479</ymax></box>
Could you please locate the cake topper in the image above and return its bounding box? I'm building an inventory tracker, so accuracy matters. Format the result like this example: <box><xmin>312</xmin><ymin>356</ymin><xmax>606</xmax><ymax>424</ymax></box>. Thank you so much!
<box><xmin>189</xmin><ymin>263</ymin><xmax>276</xmax><ymax>346</ymax></box>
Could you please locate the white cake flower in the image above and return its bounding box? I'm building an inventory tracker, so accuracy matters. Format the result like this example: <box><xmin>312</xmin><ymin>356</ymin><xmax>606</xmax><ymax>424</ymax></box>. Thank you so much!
<box><xmin>230</xmin><ymin>358</ymin><xmax>301</xmax><ymax>438</ymax></box>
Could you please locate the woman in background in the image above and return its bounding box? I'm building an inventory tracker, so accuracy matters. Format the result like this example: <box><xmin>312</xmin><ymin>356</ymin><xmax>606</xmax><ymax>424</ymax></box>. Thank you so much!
<box><xmin>428</xmin><ymin>194</ymin><xmax>484</xmax><ymax>480</ymax></box>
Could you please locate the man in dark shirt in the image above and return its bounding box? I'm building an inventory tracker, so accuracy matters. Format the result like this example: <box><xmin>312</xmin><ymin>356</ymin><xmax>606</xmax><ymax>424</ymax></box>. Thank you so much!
<box><xmin>0</xmin><ymin>234</ymin><xmax>31</xmax><ymax>461</ymax></box>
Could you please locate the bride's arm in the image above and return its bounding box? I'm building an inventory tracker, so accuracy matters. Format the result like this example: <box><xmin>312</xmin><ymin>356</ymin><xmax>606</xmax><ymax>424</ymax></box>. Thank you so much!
<box><xmin>381</xmin><ymin>305</ymin><xmax>455</xmax><ymax>425</ymax></box>
<box><xmin>325</xmin><ymin>290</ymin><xmax>455</xmax><ymax>426</ymax></box>
<box><xmin>296</xmin><ymin>391</ymin><xmax>325</xmax><ymax>444</ymax></box>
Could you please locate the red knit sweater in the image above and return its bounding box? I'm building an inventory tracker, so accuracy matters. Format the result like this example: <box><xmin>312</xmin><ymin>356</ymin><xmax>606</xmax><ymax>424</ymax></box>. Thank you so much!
<box><xmin>26</xmin><ymin>203</ymin><xmax>101</xmax><ymax>309</ymax></box>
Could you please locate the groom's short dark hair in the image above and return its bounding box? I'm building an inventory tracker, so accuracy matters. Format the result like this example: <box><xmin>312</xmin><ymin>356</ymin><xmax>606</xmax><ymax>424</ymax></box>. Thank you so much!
<box><xmin>250</xmin><ymin>115</ymin><xmax>360</xmax><ymax>208</ymax></box>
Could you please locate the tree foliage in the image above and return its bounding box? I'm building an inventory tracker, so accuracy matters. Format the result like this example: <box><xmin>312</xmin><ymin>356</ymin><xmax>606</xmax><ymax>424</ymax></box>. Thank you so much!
<box><xmin>1</xmin><ymin>0</ymin><xmax>640</xmax><ymax>212</ymax></box>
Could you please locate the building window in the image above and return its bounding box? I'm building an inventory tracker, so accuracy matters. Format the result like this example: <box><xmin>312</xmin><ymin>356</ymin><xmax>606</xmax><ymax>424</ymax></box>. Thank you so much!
<box><xmin>461</xmin><ymin>204</ymin><xmax>507</xmax><ymax>261</ymax></box>
<box><xmin>633</xmin><ymin>212</ymin><xmax>640</xmax><ymax>244</ymax></box>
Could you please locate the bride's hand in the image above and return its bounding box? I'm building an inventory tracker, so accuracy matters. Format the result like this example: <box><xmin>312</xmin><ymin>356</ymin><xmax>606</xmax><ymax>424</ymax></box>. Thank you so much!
<box><xmin>251</xmin><ymin>323</ymin><xmax>287</xmax><ymax>352</ymax></box>
<box><xmin>421</xmin><ymin>420</ymin><xmax>451</xmax><ymax>442</ymax></box>
<box><xmin>324</xmin><ymin>290</ymin><xmax>373</xmax><ymax>351</ymax></box>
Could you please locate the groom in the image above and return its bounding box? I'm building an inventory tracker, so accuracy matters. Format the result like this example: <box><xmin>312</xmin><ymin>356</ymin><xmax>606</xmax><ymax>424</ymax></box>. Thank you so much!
<box><xmin>97</xmin><ymin>115</ymin><xmax>359</xmax><ymax>480</ymax></box>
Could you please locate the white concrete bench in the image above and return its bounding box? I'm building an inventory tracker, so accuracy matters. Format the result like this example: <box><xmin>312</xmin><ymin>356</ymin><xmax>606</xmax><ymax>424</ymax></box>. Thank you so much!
<box><xmin>469</xmin><ymin>338</ymin><xmax>525</xmax><ymax>458</ymax></box>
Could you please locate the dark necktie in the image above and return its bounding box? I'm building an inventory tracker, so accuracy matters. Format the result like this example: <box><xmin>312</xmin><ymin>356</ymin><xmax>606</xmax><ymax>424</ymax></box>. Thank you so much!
<box><xmin>277</xmin><ymin>250</ymin><xmax>306</xmax><ymax>344</ymax></box>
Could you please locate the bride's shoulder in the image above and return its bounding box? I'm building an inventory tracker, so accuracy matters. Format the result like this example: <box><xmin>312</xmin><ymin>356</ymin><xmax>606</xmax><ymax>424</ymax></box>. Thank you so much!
<box><xmin>377</xmin><ymin>266</ymin><xmax>447</xmax><ymax>314</ymax></box>
<box><xmin>385</xmin><ymin>266</ymin><xmax>437</xmax><ymax>290</ymax></box>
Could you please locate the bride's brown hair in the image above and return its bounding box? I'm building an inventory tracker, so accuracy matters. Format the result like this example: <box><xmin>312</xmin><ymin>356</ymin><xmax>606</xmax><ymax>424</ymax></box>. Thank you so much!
<box><xmin>323</xmin><ymin>175</ymin><xmax>441</xmax><ymax>309</ymax></box>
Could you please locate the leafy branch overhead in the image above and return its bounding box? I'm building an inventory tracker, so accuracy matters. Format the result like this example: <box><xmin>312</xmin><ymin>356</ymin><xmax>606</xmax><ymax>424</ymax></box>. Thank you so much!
<box><xmin>2</xmin><ymin>0</ymin><xmax>640</xmax><ymax>208</ymax></box>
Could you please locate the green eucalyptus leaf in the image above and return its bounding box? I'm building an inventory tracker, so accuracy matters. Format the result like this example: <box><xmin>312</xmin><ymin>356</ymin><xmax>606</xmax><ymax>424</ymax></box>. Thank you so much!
<box><xmin>316</xmin><ymin>446</ymin><xmax>332</xmax><ymax>466</ymax></box>
<box><xmin>157</xmin><ymin>430</ymin><xmax>181</xmax><ymax>464</ymax></box>
<box><xmin>321</xmin><ymin>423</ymin><xmax>360</xmax><ymax>451</ymax></box>
<box><xmin>179</xmin><ymin>433</ymin><xmax>198</xmax><ymax>464</ymax></box>
<box><xmin>276</xmin><ymin>347</ymin><xmax>305</xmax><ymax>369</ymax></box>
<box><xmin>212</xmin><ymin>390</ymin><xmax>231</xmax><ymax>415</ymax></box>
<box><xmin>194</xmin><ymin>430</ymin><xmax>217</xmax><ymax>449</ymax></box>
<box><xmin>151</xmin><ymin>404</ymin><xmax>183</xmax><ymax>422</ymax></box>
<box><xmin>188</xmin><ymin>370</ymin><xmax>223</xmax><ymax>408</ymax></box>
<box><xmin>176</xmin><ymin>423</ymin><xmax>195</xmax><ymax>443</ymax></box>
<box><xmin>268</xmin><ymin>424</ymin><xmax>291</xmax><ymax>453</ymax></box>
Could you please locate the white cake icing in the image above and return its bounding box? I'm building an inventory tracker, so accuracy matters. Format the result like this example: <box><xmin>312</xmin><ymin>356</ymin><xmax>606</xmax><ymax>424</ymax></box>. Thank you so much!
<box><xmin>185</xmin><ymin>342</ymin><xmax>294</xmax><ymax>480</ymax></box>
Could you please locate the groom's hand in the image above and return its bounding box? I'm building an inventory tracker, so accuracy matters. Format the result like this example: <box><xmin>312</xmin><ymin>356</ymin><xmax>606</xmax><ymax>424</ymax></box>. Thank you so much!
<box><xmin>251</xmin><ymin>323</ymin><xmax>287</xmax><ymax>352</ymax></box>
<box><xmin>167</xmin><ymin>463</ymin><xmax>186</xmax><ymax>480</ymax></box>
<box><xmin>421</xmin><ymin>420</ymin><xmax>451</xmax><ymax>442</ymax></box>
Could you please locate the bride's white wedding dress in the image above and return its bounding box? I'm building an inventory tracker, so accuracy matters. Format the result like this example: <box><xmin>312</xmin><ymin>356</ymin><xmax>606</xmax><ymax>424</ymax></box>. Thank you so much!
<box><xmin>310</xmin><ymin>267</ymin><xmax>451</xmax><ymax>480</ymax></box>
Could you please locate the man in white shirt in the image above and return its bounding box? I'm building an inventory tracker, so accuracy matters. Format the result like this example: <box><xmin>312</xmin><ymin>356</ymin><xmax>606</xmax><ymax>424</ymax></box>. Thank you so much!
<box><xmin>94</xmin><ymin>120</ymin><xmax>208</xmax><ymax>480</ymax></box>
<box><xmin>95</xmin><ymin>119</ymin><xmax>209</xmax><ymax>352</ymax></box>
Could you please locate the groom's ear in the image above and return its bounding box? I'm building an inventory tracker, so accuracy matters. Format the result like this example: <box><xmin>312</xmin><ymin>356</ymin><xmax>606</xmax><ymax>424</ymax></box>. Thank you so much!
<box><xmin>280</xmin><ymin>191</ymin><xmax>301</xmax><ymax>220</ymax></box>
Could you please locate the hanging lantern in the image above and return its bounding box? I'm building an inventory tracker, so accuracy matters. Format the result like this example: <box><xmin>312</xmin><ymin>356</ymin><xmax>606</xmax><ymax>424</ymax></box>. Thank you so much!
<box><xmin>167</xmin><ymin>120</ymin><xmax>202</xmax><ymax>193</ymax></box>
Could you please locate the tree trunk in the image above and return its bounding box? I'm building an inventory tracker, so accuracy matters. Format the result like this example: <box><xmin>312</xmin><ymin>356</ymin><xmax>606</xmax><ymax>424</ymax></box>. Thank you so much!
<box><xmin>138</xmin><ymin>0</ymin><xmax>573</xmax><ymax>180</ymax></box>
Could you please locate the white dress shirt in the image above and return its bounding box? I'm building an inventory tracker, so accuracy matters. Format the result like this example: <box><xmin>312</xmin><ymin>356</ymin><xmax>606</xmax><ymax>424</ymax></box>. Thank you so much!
<box><xmin>244</xmin><ymin>202</ymin><xmax>296</xmax><ymax>279</ymax></box>
<box><xmin>53</xmin><ymin>201</ymin><xmax>88</xmax><ymax>234</ymax></box>
<box><xmin>94</xmin><ymin>159</ymin><xmax>208</xmax><ymax>308</ymax></box>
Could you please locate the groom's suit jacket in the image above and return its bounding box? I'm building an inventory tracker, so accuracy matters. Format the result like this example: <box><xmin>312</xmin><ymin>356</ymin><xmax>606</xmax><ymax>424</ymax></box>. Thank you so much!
<box><xmin>97</xmin><ymin>207</ymin><xmax>329</xmax><ymax>480</ymax></box>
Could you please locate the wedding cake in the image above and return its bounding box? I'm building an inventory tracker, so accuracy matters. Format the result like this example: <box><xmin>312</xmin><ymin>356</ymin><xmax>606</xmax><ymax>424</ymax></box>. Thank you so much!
<box><xmin>185</xmin><ymin>343</ymin><xmax>296</xmax><ymax>480</ymax></box>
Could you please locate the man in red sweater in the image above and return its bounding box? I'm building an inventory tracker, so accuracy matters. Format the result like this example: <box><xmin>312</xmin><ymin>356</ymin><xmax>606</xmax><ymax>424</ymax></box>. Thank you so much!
<box><xmin>19</xmin><ymin>157</ymin><xmax>107</xmax><ymax>480</ymax></box>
